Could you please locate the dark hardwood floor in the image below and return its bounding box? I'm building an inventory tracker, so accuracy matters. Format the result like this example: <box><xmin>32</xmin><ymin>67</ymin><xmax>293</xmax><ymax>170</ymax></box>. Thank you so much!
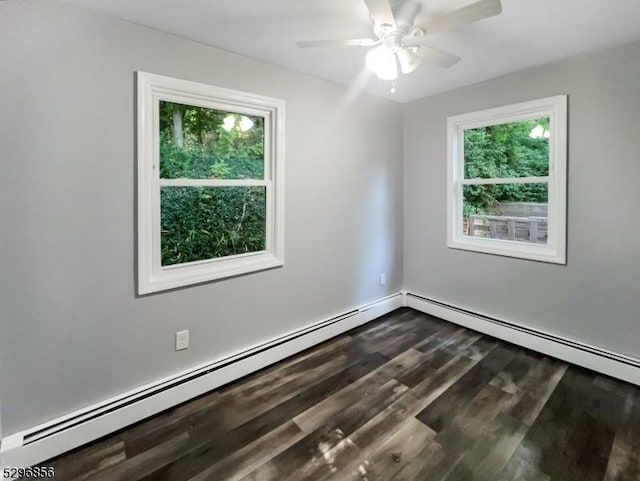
<box><xmin>36</xmin><ymin>308</ymin><xmax>640</xmax><ymax>480</ymax></box>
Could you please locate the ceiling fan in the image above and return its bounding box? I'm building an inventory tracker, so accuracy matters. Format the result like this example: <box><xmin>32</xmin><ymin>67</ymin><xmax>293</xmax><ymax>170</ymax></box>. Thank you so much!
<box><xmin>297</xmin><ymin>0</ymin><xmax>502</xmax><ymax>81</ymax></box>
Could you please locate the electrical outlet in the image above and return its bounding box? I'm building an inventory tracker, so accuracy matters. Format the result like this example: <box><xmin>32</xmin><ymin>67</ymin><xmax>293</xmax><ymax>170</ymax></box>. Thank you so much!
<box><xmin>380</xmin><ymin>273</ymin><xmax>386</xmax><ymax>286</ymax></box>
<box><xmin>175</xmin><ymin>330</ymin><xmax>189</xmax><ymax>351</ymax></box>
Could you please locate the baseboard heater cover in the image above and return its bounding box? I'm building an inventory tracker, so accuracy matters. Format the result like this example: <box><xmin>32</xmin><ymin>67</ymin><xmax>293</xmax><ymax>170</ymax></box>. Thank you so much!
<box><xmin>24</xmin><ymin>310</ymin><xmax>361</xmax><ymax>446</ymax></box>
<box><xmin>407</xmin><ymin>292</ymin><xmax>640</xmax><ymax>386</ymax></box>
<box><xmin>0</xmin><ymin>292</ymin><xmax>403</xmax><ymax>470</ymax></box>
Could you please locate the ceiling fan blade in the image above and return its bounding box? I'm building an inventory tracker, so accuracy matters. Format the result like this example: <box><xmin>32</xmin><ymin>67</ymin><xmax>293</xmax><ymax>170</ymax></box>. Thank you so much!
<box><xmin>363</xmin><ymin>0</ymin><xmax>396</xmax><ymax>27</ymax></box>
<box><xmin>397</xmin><ymin>49</ymin><xmax>422</xmax><ymax>74</ymax></box>
<box><xmin>296</xmin><ymin>38</ymin><xmax>379</xmax><ymax>48</ymax></box>
<box><xmin>410</xmin><ymin>41</ymin><xmax>460</xmax><ymax>68</ymax></box>
<box><xmin>419</xmin><ymin>0</ymin><xmax>502</xmax><ymax>35</ymax></box>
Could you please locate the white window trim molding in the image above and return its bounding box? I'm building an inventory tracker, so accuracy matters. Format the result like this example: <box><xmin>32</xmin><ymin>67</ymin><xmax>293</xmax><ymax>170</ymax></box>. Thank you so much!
<box><xmin>136</xmin><ymin>72</ymin><xmax>285</xmax><ymax>295</ymax></box>
<box><xmin>447</xmin><ymin>95</ymin><xmax>567</xmax><ymax>264</ymax></box>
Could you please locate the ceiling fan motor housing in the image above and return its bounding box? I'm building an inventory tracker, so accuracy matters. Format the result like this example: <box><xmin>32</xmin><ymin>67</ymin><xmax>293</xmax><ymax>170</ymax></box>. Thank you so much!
<box><xmin>373</xmin><ymin>0</ymin><xmax>424</xmax><ymax>50</ymax></box>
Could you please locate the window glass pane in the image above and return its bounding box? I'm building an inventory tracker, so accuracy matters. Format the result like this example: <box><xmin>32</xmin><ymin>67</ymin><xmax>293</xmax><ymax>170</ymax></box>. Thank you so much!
<box><xmin>464</xmin><ymin>118</ymin><xmax>549</xmax><ymax>179</ymax></box>
<box><xmin>161</xmin><ymin>186</ymin><xmax>266</xmax><ymax>266</ymax></box>
<box><xmin>159</xmin><ymin>101</ymin><xmax>264</xmax><ymax>180</ymax></box>
<box><xmin>463</xmin><ymin>183</ymin><xmax>548</xmax><ymax>245</ymax></box>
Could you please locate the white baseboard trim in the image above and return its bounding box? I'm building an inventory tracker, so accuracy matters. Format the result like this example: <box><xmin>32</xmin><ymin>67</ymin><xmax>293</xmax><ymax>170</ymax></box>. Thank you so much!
<box><xmin>399</xmin><ymin>290</ymin><xmax>409</xmax><ymax>307</ymax></box>
<box><xmin>407</xmin><ymin>292</ymin><xmax>640</xmax><ymax>386</ymax></box>
<box><xmin>0</xmin><ymin>293</ymin><xmax>403</xmax><ymax>470</ymax></box>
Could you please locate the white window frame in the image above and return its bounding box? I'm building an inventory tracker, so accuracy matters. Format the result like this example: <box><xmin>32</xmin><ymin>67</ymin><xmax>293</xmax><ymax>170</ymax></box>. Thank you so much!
<box><xmin>137</xmin><ymin>72</ymin><xmax>285</xmax><ymax>294</ymax></box>
<box><xmin>447</xmin><ymin>95</ymin><xmax>567</xmax><ymax>264</ymax></box>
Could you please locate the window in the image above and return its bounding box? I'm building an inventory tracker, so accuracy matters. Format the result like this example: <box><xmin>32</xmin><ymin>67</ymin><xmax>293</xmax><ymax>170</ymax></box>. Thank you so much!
<box><xmin>137</xmin><ymin>72</ymin><xmax>285</xmax><ymax>294</ymax></box>
<box><xmin>447</xmin><ymin>95</ymin><xmax>567</xmax><ymax>263</ymax></box>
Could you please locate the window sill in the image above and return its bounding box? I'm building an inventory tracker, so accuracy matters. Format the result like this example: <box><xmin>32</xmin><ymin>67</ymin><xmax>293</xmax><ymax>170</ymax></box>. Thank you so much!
<box><xmin>448</xmin><ymin>236</ymin><xmax>566</xmax><ymax>265</ymax></box>
<box><xmin>138</xmin><ymin>253</ymin><xmax>283</xmax><ymax>295</ymax></box>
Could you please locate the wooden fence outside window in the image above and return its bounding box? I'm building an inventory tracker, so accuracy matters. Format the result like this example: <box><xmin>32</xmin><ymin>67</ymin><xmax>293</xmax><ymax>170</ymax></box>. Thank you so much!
<box><xmin>465</xmin><ymin>215</ymin><xmax>548</xmax><ymax>244</ymax></box>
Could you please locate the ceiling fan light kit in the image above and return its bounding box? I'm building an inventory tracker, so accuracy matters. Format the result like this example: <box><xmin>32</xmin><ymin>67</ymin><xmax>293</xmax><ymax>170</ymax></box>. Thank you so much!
<box><xmin>366</xmin><ymin>45</ymin><xmax>399</xmax><ymax>80</ymax></box>
<box><xmin>297</xmin><ymin>0</ymin><xmax>503</xmax><ymax>88</ymax></box>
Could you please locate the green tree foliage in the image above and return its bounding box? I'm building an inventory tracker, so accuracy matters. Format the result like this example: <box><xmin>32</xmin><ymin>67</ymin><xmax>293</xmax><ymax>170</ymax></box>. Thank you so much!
<box><xmin>159</xmin><ymin>102</ymin><xmax>264</xmax><ymax>179</ymax></box>
<box><xmin>463</xmin><ymin>118</ymin><xmax>549</xmax><ymax>215</ymax></box>
<box><xmin>158</xmin><ymin>101</ymin><xmax>266</xmax><ymax>266</ymax></box>
<box><xmin>161</xmin><ymin>187</ymin><xmax>266</xmax><ymax>266</ymax></box>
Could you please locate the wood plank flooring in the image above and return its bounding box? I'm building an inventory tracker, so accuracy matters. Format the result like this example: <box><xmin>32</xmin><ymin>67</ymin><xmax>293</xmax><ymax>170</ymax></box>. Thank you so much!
<box><xmin>32</xmin><ymin>308</ymin><xmax>640</xmax><ymax>481</ymax></box>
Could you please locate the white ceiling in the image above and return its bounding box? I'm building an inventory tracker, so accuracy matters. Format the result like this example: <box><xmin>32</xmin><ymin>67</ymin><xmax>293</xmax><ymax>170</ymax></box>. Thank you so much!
<box><xmin>64</xmin><ymin>0</ymin><xmax>640</xmax><ymax>102</ymax></box>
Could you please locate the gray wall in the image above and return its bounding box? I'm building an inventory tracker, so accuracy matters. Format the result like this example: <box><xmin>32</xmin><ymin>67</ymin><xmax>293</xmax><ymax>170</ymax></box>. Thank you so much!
<box><xmin>0</xmin><ymin>0</ymin><xmax>403</xmax><ymax>434</ymax></box>
<box><xmin>403</xmin><ymin>41</ymin><xmax>640</xmax><ymax>360</ymax></box>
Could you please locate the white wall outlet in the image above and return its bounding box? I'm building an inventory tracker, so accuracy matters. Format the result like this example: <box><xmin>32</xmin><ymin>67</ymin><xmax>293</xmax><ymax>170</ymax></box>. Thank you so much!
<box><xmin>175</xmin><ymin>330</ymin><xmax>189</xmax><ymax>351</ymax></box>
<box><xmin>380</xmin><ymin>273</ymin><xmax>386</xmax><ymax>286</ymax></box>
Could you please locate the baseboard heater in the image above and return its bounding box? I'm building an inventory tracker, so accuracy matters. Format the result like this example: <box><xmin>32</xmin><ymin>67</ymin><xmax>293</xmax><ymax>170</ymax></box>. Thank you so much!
<box><xmin>406</xmin><ymin>292</ymin><xmax>640</xmax><ymax>385</ymax></box>
<box><xmin>26</xmin><ymin>311</ymin><xmax>361</xmax><ymax>446</ymax></box>
<box><xmin>1</xmin><ymin>293</ymin><xmax>403</xmax><ymax>469</ymax></box>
